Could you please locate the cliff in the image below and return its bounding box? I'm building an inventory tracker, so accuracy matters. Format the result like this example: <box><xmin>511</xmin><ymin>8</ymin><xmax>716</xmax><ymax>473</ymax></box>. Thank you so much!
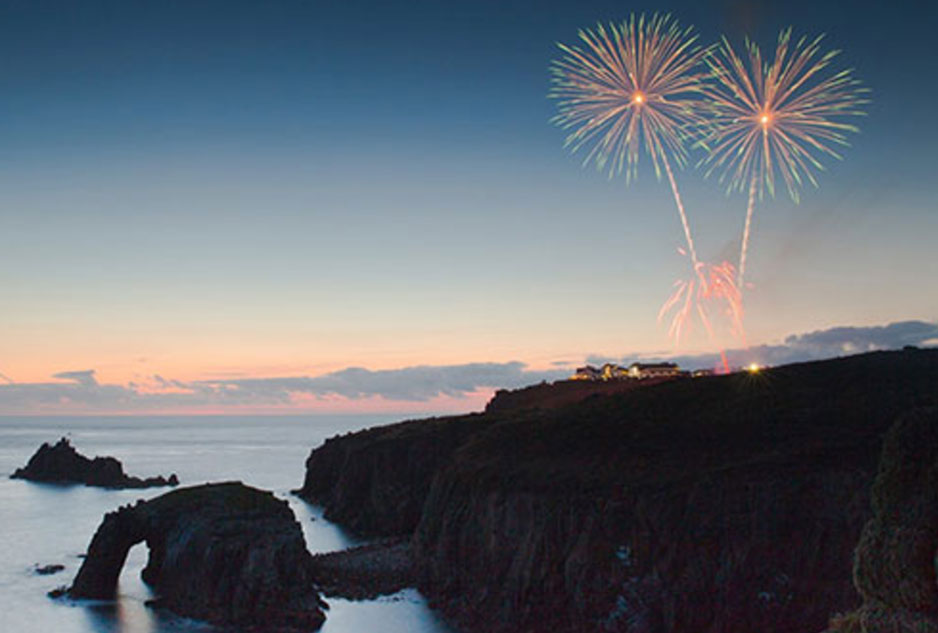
<box><xmin>295</xmin><ymin>414</ymin><xmax>500</xmax><ymax>535</ymax></box>
<box><xmin>298</xmin><ymin>349</ymin><xmax>938</xmax><ymax>632</ymax></box>
<box><xmin>67</xmin><ymin>482</ymin><xmax>326</xmax><ymax>631</ymax></box>
<box><xmin>12</xmin><ymin>438</ymin><xmax>178</xmax><ymax>489</ymax></box>
<box><xmin>827</xmin><ymin>407</ymin><xmax>938</xmax><ymax>633</ymax></box>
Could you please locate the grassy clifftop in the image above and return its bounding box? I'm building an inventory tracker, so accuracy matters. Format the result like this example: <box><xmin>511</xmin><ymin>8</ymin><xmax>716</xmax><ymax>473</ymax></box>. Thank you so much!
<box><xmin>448</xmin><ymin>349</ymin><xmax>938</xmax><ymax>493</ymax></box>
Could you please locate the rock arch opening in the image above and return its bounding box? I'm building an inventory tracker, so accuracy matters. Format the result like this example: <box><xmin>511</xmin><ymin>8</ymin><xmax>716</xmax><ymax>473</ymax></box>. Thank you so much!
<box><xmin>70</xmin><ymin>505</ymin><xmax>148</xmax><ymax>599</ymax></box>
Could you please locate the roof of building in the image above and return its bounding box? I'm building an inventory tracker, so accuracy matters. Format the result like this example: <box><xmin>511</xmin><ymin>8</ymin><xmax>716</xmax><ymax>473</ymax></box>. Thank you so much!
<box><xmin>629</xmin><ymin>362</ymin><xmax>679</xmax><ymax>369</ymax></box>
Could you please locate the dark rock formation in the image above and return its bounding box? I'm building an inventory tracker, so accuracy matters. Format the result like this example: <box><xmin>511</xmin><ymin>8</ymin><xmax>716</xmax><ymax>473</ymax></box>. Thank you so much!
<box><xmin>11</xmin><ymin>438</ymin><xmax>178</xmax><ymax>489</ymax></box>
<box><xmin>34</xmin><ymin>564</ymin><xmax>65</xmax><ymax>575</ymax></box>
<box><xmin>827</xmin><ymin>407</ymin><xmax>938</xmax><ymax>633</ymax></box>
<box><xmin>298</xmin><ymin>349</ymin><xmax>938</xmax><ymax>633</ymax></box>
<box><xmin>310</xmin><ymin>538</ymin><xmax>414</xmax><ymax>599</ymax></box>
<box><xmin>295</xmin><ymin>414</ymin><xmax>496</xmax><ymax>535</ymax></box>
<box><xmin>66</xmin><ymin>482</ymin><xmax>325</xmax><ymax>631</ymax></box>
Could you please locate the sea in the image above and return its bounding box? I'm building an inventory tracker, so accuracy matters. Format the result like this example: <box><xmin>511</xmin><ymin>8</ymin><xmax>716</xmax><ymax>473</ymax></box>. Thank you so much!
<box><xmin>0</xmin><ymin>415</ymin><xmax>456</xmax><ymax>633</ymax></box>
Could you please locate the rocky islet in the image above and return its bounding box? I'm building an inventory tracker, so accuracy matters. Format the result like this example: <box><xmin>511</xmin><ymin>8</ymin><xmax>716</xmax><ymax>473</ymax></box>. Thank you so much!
<box><xmin>66</xmin><ymin>482</ymin><xmax>327</xmax><ymax>631</ymax></box>
<box><xmin>11</xmin><ymin>438</ymin><xmax>178</xmax><ymax>489</ymax></box>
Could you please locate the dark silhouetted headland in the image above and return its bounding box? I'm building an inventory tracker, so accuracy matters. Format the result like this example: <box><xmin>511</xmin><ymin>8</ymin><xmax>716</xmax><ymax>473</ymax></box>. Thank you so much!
<box><xmin>297</xmin><ymin>348</ymin><xmax>938</xmax><ymax>632</ymax></box>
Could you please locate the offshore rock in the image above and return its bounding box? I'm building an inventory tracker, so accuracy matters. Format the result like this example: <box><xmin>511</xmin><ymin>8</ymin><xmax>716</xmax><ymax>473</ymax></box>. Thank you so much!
<box><xmin>34</xmin><ymin>564</ymin><xmax>65</xmax><ymax>575</ymax></box>
<box><xmin>826</xmin><ymin>408</ymin><xmax>938</xmax><ymax>633</ymax></box>
<box><xmin>67</xmin><ymin>482</ymin><xmax>326</xmax><ymax>631</ymax></box>
<box><xmin>11</xmin><ymin>438</ymin><xmax>178</xmax><ymax>489</ymax></box>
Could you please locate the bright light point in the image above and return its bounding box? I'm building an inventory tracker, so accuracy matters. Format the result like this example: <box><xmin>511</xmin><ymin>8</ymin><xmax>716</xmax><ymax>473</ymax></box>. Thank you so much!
<box><xmin>747</xmin><ymin>363</ymin><xmax>761</xmax><ymax>374</ymax></box>
<box><xmin>633</xmin><ymin>92</ymin><xmax>644</xmax><ymax>104</ymax></box>
<box><xmin>760</xmin><ymin>114</ymin><xmax>770</xmax><ymax>125</ymax></box>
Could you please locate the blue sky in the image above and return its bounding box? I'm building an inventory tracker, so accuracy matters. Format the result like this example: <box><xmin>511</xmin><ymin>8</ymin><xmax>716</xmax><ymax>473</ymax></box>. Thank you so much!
<box><xmin>0</xmin><ymin>0</ymin><xmax>935</xmax><ymax>412</ymax></box>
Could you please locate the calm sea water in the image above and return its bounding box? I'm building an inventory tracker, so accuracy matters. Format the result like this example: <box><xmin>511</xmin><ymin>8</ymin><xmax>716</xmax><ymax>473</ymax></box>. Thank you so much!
<box><xmin>0</xmin><ymin>415</ymin><xmax>456</xmax><ymax>633</ymax></box>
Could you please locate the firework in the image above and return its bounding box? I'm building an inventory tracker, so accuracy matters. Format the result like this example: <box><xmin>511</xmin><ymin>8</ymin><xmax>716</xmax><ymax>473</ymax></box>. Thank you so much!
<box><xmin>700</xmin><ymin>29</ymin><xmax>868</xmax><ymax>287</ymax></box>
<box><xmin>658</xmin><ymin>255</ymin><xmax>743</xmax><ymax>372</ymax></box>
<box><xmin>550</xmin><ymin>13</ymin><xmax>710</xmax><ymax>267</ymax></box>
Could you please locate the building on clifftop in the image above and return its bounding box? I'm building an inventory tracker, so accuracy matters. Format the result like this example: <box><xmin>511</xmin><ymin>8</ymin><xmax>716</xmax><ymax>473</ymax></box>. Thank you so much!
<box><xmin>570</xmin><ymin>365</ymin><xmax>601</xmax><ymax>381</ymax></box>
<box><xmin>628</xmin><ymin>362</ymin><xmax>681</xmax><ymax>379</ymax></box>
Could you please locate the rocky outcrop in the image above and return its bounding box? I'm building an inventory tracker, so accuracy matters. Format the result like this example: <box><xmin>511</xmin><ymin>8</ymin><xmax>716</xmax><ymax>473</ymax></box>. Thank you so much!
<box><xmin>66</xmin><ymin>482</ymin><xmax>325</xmax><ymax>631</ymax></box>
<box><xmin>34</xmin><ymin>564</ymin><xmax>65</xmax><ymax>575</ymax></box>
<box><xmin>827</xmin><ymin>408</ymin><xmax>938</xmax><ymax>633</ymax></box>
<box><xmin>12</xmin><ymin>438</ymin><xmax>178</xmax><ymax>488</ymax></box>
<box><xmin>299</xmin><ymin>349</ymin><xmax>938</xmax><ymax>633</ymax></box>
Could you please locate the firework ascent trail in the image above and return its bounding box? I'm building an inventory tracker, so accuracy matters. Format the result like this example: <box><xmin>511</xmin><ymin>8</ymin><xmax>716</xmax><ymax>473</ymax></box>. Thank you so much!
<box><xmin>700</xmin><ymin>29</ymin><xmax>868</xmax><ymax>289</ymax></box>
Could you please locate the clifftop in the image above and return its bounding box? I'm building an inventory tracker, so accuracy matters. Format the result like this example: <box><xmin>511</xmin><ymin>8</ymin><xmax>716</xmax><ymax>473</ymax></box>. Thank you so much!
<box><xmin>453</xmin><ymin>349</ymin><xmax>937</xmax><ymax>492</ymax></box>
<box><xmin>484</xmin><ymin>375</ymin><xmax>676</xmax><ymax>413</ymax></box>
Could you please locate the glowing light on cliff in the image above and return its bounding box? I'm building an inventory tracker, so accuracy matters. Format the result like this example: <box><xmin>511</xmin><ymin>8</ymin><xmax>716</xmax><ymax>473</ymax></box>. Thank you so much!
<box><xmin>699</xmin><ymin>29</ymin><xmax>868</xmax><ymax>289</ymax></box>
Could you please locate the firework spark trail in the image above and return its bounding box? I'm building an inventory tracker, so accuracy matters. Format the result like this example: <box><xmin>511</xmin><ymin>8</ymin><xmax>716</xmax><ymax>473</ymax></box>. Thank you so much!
<box><xmin>706</xmin><ymin>260</ymin><xmax>745</xmax><ymax>344</ymax></box>
<box><xmin>700</xmin><ymin>30</ymin><xmax>868</xmax><ymax>290</ymax></box>
<box><xmin>661</xmin><ymin>152</ymin><xmax>701</xmax><ymax>272</ymax></box>
<box><xmin>739</xmin><ymin>177</ymin><xmax>757</xmax><ymax>287</ymax></box>
<box><xmin>549</xmin><ymin>13</ymin><xmax>710</xmax><ymax>270</ymax></box>
<box><xmin>658</xmin><ymin>258</ymin><xmax>744</xmax><ymax>372</ymax></box>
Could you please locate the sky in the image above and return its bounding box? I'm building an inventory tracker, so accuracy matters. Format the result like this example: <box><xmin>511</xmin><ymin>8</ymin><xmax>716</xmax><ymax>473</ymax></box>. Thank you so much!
<box><xmin>0</xmin><ymin>0</ymin><xmax>935</xmax><ymax>414</ymax></box>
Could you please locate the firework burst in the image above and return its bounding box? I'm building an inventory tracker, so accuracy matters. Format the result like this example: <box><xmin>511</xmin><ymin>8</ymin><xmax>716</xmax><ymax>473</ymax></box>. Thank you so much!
<box><xmin>700</xmin><ymin>29</ymin><xmax>868</xmax><ymax>286</ymax></box>
<box><xmin>550</xmin><ymin>13</ymin><xmax>710</xmax><ymax>266</ymax></box>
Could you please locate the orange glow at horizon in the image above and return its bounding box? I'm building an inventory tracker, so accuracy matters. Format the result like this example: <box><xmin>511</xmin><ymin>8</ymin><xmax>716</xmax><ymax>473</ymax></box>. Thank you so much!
<box><xmin>0</xmin><ymin>387</ymin><xmax>496</xmax><ymax>417</ymax></box>
<box><xmin>3</xmin><ymin>321</ymin><xmax>613</xmax><ymax>387</ymax></box>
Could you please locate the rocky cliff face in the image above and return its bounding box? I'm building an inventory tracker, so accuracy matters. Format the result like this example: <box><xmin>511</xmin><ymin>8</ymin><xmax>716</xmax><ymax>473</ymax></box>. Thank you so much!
<box><xmin>827</xmin><ymin>407</ymin><xmax>938</xmax><ymax>633</ymax></box>
<box><xmin>299</xmin><ymin>349</ymin><xmax>938</xmax><ymax>633</ymax></box>
<box><xmin>296</xmin><ymin>414</ymin><xmax>498</xmax><ymax>535</ymax></box>
<box><xmin>12</xmin><ymin>438</ymin><xmax>178</xmax><ymax>488</ymax></box>
<box><xmin>415</xmin><ymin>441</ymin><xmax>873</xmax><ymax>632</ymax></box>
<box><xmin>68</xmin><ymin>482</ymin><xmax>326</xmax><ymax>631</ymax></box>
